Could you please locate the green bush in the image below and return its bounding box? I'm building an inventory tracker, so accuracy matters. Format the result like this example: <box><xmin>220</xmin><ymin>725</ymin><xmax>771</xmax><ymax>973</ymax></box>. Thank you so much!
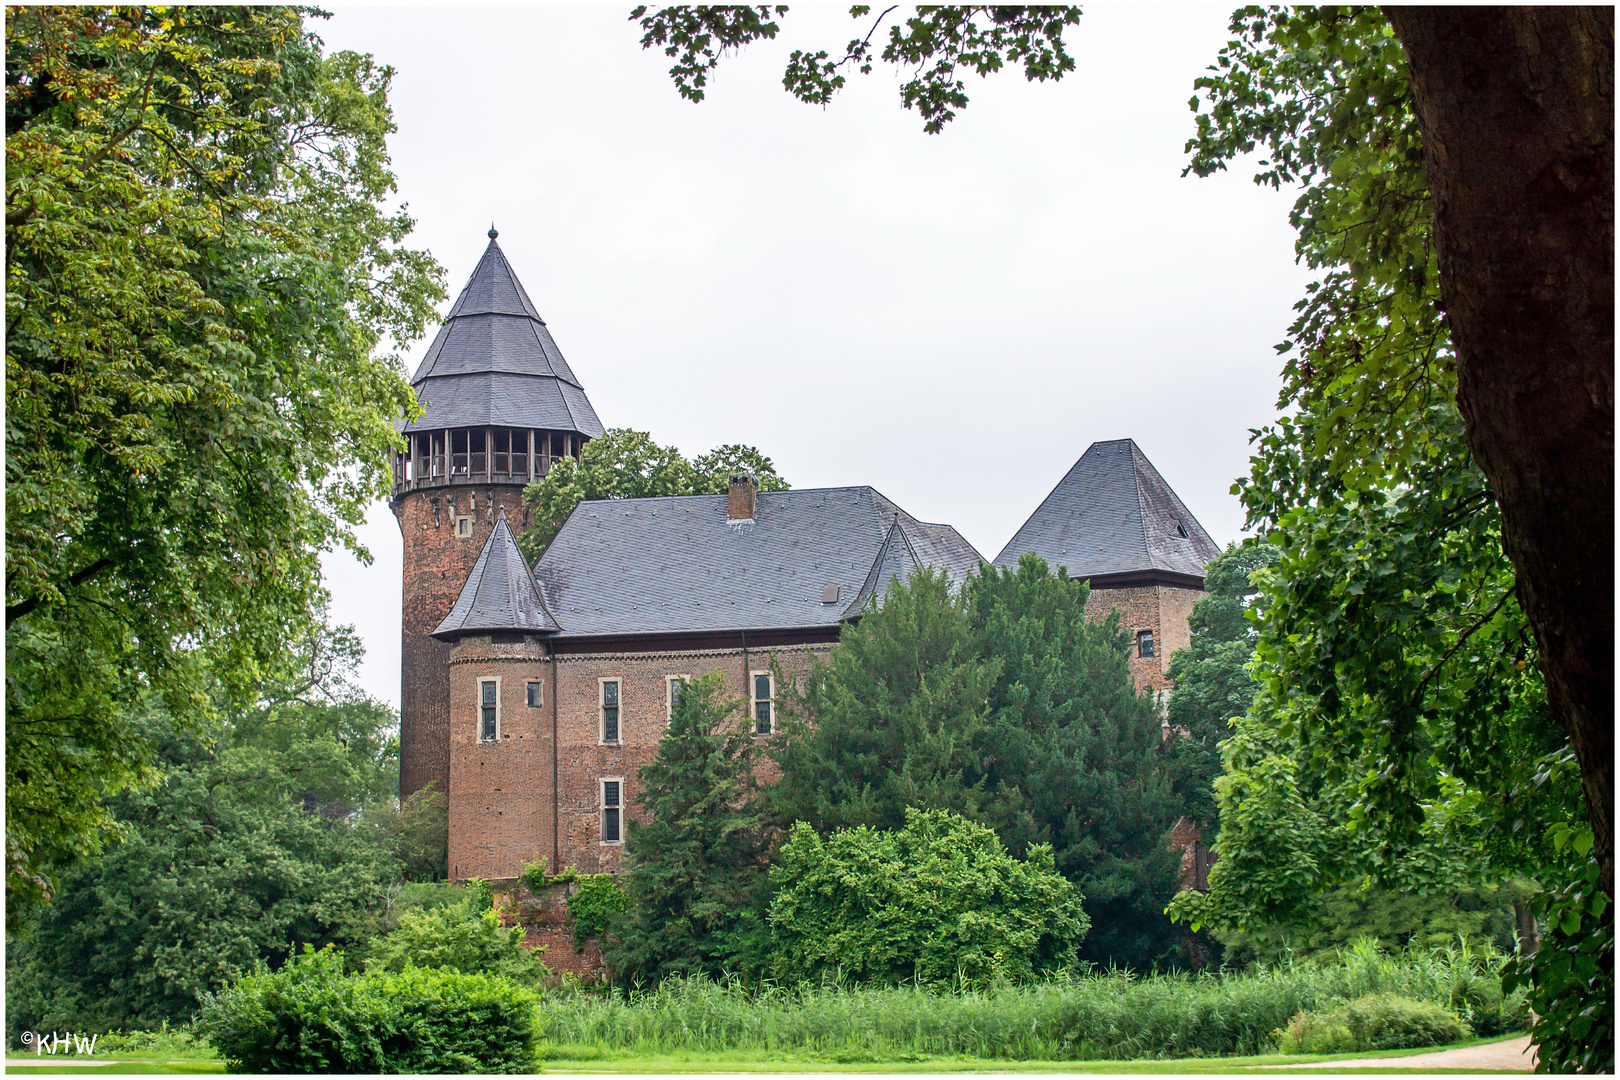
<box><xmin>1275</xmin><ymin>993</ymin><xmax>1466</xmax><ymax>1054</ymax></box>
<box><xmin>567</xmin><ymin>875</ymin><xmax>629</xmax><ymax>951</ymax></box>
<box><xmin>198</xmin><ymin>946</ymin><xmax>541</xmax><ymax>1073</ymax></box>
<box><xmin>367</xmin><ymin>895</ymin><xmax>549</xmax><ymax>986</ymax></box>
<box><xmin>97</xmin><ymin>1025</ymin><xmax>211</xmax><ymax>1058</ymax></box>
<box><xmin>1345</xmin><ymin>993</ymin><xmax>1467</xmax><ymax>1049</ymax></box>
<box><xmin>769</xmin><ymin>808</ymin><xmax>1089</xmax><ymax>986</ymax></box>
<box><xmin>1271</xmin><ymin>1009</ymin><xmax>1358</xmax><ymax>1055</ymax></box>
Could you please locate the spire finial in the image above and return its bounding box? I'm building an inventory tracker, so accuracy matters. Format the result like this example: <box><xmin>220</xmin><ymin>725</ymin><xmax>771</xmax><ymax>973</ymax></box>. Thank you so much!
<box><xmin>488</xmin><ymin>224</ymin><xmax>498</xmax><ymax>240</ymax></box>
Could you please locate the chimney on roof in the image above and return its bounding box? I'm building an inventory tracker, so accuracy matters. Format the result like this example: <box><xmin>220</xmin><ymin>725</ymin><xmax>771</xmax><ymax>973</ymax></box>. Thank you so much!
<box><xmin>727</xmin><ymin>474</ymin><xmax>757</xmax><ymax>521</ymax></box>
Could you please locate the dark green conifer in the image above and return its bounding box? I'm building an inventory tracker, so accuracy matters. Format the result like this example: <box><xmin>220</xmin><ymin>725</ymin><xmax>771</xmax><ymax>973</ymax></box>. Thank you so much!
<box><xmin>608</xmin><ymin>673</ymin><xmax>770</xmax><ymax>983</ymax></box>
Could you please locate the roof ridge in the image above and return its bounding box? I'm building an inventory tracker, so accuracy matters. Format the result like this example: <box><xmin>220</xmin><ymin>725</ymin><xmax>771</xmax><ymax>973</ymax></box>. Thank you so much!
<box><xmin>844</xmin><ymin>516</ymin><xmax>911</xmax><ymax>618</ymax></box>
<box><xmin>893</xmin><ymin>512</ymin><xmax>925</xmax><ymax>568</ymax></box>
<box><xmin>567</xmin><ymin>486</ymin><xmax>880</xmax><ymax>510</ymax></box>
<box><xmin>1127</xmin><ymin>440</ymin><xmax>1153</xmax><ymax>563</ymax></box>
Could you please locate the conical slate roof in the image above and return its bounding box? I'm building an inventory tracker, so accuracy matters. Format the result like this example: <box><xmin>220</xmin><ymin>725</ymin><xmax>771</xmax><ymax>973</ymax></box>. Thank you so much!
<box><xmin>993</xmin><ymin>438</ymin><xmax>1219</xmax><ymax>583</ymax></box>
<box><xmin>843</xmin><ymin>516</ymin><xmax>921</xmax><ymax>616</ymax></box>
<box><xmin>433</xmin><ymin>511</ymin><xmax>561</xmax><ymax>639</ymax></box>
<box><xmin>404</xmin><ymin>230</ymin><xmax>605</xmax><ymax>437</ymax></box>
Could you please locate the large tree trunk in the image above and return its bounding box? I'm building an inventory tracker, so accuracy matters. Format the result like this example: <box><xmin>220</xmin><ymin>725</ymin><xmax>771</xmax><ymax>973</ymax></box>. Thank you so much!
<box><xmin>1384</xmin><ymin>8</ymin><xmax>1614</xmax><ymax>884</ymax></box>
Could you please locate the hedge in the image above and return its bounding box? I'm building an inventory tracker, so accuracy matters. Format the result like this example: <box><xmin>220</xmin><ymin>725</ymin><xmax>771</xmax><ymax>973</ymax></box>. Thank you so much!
<box><xmin>198</xmin><ymin>946</ymin><xmax>540</xmax><ymax>1073</ymax></box>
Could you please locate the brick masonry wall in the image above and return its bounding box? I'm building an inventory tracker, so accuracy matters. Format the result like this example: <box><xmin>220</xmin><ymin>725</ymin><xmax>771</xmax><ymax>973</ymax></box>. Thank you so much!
<box><xmin>446</xmin><ymin>639</ymin><xmax>831</xmax><ymax>881</ymax></box>
<box><xmin>552</xmin><ymin>644</ymin><xmax>826</xmax><ymax>875</ymax></box>
<box><xmin>395</xmin><ymin>484</ymin><xmax>533</xmax><ymax>802</ymax></box>
<box><xmin>1087</xmin><ymin>582</ymin><xmax>1206</xmax><ymax>699</ymax></box>
<box><xmin>488</xmin><ymin>878</ymin><xmax>605</xmax><ymax>980</ymax></box>
<box><xmin>447</xmin><ymin>635</ymin><xmax>554</xmax><ymax>882</ymax></box>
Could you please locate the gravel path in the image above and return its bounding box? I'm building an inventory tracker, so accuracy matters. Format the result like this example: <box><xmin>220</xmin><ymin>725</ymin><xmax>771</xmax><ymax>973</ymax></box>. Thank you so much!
<box><xmin>1259</xmin><ymin>1035</ymin><xmax>1536</xmax><ymax>1071</ymax></box>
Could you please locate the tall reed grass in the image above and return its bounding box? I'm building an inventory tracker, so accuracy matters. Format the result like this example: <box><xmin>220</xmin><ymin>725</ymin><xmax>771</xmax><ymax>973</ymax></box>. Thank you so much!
<box><xmin>537</xmin><ymin>939</ymin><xmax>1526</xmax><ymax>1061</ymax></box>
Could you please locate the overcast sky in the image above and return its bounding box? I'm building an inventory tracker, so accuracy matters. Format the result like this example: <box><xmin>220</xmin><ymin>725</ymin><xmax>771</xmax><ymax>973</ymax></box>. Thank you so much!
<box><xmin>316</xmin><ymin>3</ymin><xmax>1312</xmax><ymax>707</ymax></box>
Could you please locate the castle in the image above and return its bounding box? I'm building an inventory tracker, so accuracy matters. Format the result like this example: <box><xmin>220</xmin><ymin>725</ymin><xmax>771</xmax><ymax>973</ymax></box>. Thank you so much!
<box><xmin>392</xmin><ymin>232</ymin><xmax>1220</xmax><ymax>902</ymax></box>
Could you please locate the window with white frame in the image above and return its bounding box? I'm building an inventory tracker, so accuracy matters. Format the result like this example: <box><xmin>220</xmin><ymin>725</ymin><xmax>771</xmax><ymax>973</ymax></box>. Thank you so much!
<box><xmin>526</xmin><ymin>680</ymin><xmax>543</xmax><ymax>708</ymax></box>
<box><xmin>751</xmin><ymin>670</ymin><xmax>774</xmax><ymax>734</ymax></box>
<box><xmin>600</xmin><ymin>679</ymin><xmax>621</xmax><ymax>743</ymax></box>
<box><xmin>478</xmin><ymin>678</ymin><xmax>500</xmax><ymax>741</ymax></box>
<box><xmin>666</xmin><ymin>674</ymin><xmax>691</xmax><ymax>722</ymax></box>
<box><xmin>600</xmin><ymin>778</ymin><xmax>623</xmax><ymax>843</ymax></box>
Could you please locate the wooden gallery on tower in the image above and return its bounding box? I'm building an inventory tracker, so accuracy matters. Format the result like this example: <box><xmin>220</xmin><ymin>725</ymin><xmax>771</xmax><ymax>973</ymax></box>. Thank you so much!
<box><xmin>392</xmin><ymin>231</ymin><xmax>1221</xmax><ymax>912</ymax></box>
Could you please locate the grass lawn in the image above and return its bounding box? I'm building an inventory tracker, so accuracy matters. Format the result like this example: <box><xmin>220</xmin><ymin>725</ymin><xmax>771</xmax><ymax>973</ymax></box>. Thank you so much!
<box><xmin>5</xmin><ymin>1061</ymin><xmax>225</xmax><ymax>1075</ymax></box>
<box><xmin>2</xmin><ymin>1034</ymin><xmax>1526</xmax><ymax>1075</ymax></box>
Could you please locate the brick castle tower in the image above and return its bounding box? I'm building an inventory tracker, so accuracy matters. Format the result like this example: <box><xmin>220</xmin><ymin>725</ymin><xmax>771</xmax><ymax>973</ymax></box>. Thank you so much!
<box><xmin>392</xmin><ymin>228</ymin><xmax>604</xmax><ymax>802</ymax></box>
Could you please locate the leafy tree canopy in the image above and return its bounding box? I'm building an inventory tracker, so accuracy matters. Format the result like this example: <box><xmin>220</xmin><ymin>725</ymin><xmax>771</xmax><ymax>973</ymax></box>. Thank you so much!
<box><xmin>769</xmin><ymin>567</ymin><xmax>997</xmax><ymax>834</ymax></box>
<box><xmin>518</xmin><ymin>428</ymin><xmax>788</xmax><ymax>560</ymax></box>
<box><xmin>769</xmin><ymin>808</ymin><xmax>1089</xmax><ymax>986</ymax></box>
<box><xmin>1170</xmin><ymin>9</ymin><xmax>1605</xmax><ymax>1067</ymax></box>
<box><xmin>771</xmin><ymin>558</ymin><xmax>1182</xmax><ymax>969</ymax></box>
<box><xmin>4</xmin><ymin>5</ymin><xmax>445</xmax><ymax>901</ymax></box>
<box><xmin>6</xmin><ymin>678</ymin><xmax>403</xmax><ymax>1036</ymax></box>
<box><xmin>1163</xmin><ymin>542</ymin><xmax>1278</xmax><ymax>833</ymax></box>
<box><xmin>965</xmin><ymin>555</ymin><xmax>1183</xmax><ymax>969</ymax></box>
<box><xmin>366</xmin><ymin>893</ymin><xmax>550</xmax><ymax>987</ymax></box>
<box><xmin>607</xmin><ymin>673</ymin><xmax>771</xmax><ymax>985</ymax></box>
<box><xmin>630</xmin><ymin>5</ymin><xmax>1082</xmax><ymax>134</ymax></box>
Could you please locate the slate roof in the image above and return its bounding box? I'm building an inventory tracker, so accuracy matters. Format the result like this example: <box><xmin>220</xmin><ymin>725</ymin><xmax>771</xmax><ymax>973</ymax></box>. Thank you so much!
<box><xmin>404</xmin><ymin>231</ymin><xmax>605</xmax><ymax>437</ymax></box>
<box><xmin>433</xmin><ymin>511</ymin><xmax>560</xmax><ymax>639</ymax></box>
<box><xmin>532</xmin><ymin>486</ymin><xmax>984</xmax><ymax>638</ymax></box>
<box><xmin>993</xmin><ymin>439</ymin><xmax>1220</xmax><ymax>581</ymax></box>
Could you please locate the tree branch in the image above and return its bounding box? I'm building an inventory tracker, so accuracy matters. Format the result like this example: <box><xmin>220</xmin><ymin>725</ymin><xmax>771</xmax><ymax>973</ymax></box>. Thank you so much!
<box><xmin>6</xmin><ymin>557</ymin><xmax>113</xmax><ymax>627</ymax></box>
<box><xmin>1412</xmin><ymin>586</ymin><xmax>1517</xmax><ymax>705</ymax></box>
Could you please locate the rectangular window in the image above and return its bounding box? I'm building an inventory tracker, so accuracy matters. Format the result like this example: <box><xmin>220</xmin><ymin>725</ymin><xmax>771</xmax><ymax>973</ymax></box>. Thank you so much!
<box><xmin>452</xmin><ymin>429</ymin><xmax>469</xmax><ymax>476</ymax></box>
<box><xmin>493</xmin><ymin>428</ymin><xmax>510</xmax><ymax>475</ymax></box>
<box><xmin>1136</xmin><ymin>630</ymin><xmax>1155</xmax><ymax>659</ymax></box>
<box><xmin>600</xmin><ymin>679</ymin><xmax>620</xmax><ymax>743</ymax></box>
<box><xmin>479</xmin><ymin>678</ymin><xmax>500</xmax><ymax>741</ymax></box>
<box><xmin>752</xmin><ymin>671</ymin><xmax>774</xmax><ymax>735</ymax></box>
<box><xmin>526</xmin><ymin>681</ymin><xmax>542</xmax><ymax>708</ymax></box>
<box><xmin>601</xmin><ymin>778</ymin><xmax>622</xmax><ymax>843</ymax></box>
<box><xmin>666</xmin><ymin>675</ymin><xmax>690</xmax><ymax>722</ymax></box>
<box><xmin>470</xmin><ymin>428</ymin><xmax>487</xmax><ymax>476</ymax></box>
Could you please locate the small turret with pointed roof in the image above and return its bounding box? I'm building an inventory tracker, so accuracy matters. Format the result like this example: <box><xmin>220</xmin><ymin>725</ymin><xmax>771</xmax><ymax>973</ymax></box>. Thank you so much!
<box><xmin>433</xmin><ymin>509</ymin><xmax>560</xmax><ymax>640</ymax></box>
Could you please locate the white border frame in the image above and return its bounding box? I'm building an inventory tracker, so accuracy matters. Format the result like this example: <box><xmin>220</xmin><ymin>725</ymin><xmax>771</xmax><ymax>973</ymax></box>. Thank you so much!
<box><xmin>600</xmin><ymin>776</ymin><xmax>625</xmax><ymax>845</ymax></box>
<box><xmin>477</xmin><ymin>676</ymin><xmax>501</xmax><ymax>742</ymax></box>
<box><xmin>599</xmin><ymin>677</ymin><xmax>622</xmax><ymax>745</ymax></box>
<box><xmin>750</xmin><ymin>669</ymin><xmax>774</xmax><ymax>734</ymax></box>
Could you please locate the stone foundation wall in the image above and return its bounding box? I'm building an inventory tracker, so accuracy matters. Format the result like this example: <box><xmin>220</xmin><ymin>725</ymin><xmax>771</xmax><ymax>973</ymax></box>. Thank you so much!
<box><xmin>489</xmin><ymin>877</ymin><xmax>607</xmax><ymax>980</ymax></box>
